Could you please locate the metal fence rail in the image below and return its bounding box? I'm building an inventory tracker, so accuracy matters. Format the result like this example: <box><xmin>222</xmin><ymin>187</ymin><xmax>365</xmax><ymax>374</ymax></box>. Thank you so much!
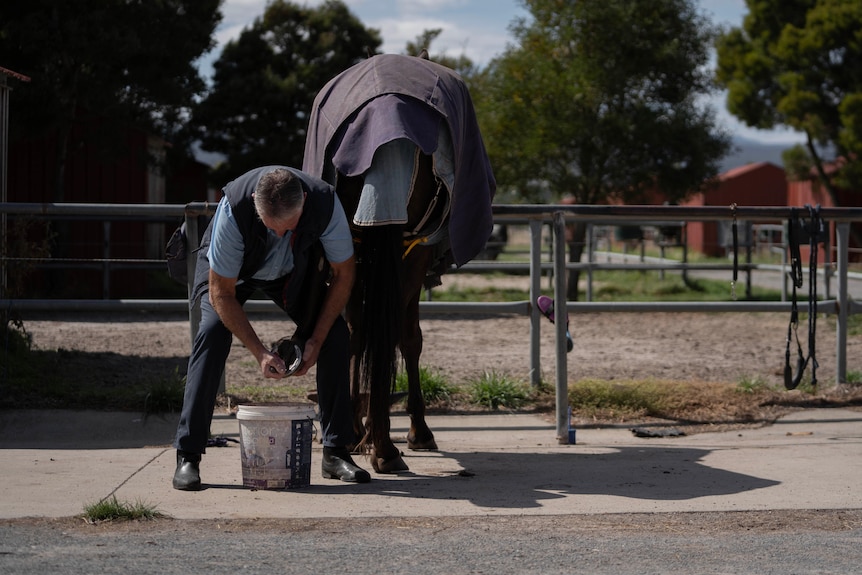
<box><xmin>2</xmin><ymin>202</ymin><xmax>862</xmax><ymax>443</ymax></box>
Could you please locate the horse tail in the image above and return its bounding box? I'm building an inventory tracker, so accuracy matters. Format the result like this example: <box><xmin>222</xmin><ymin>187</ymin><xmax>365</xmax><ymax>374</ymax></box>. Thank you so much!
<box><xmin>354</xmin><ymin>224</ymin><xmax>403</xmax><ymax>449</ymax></box>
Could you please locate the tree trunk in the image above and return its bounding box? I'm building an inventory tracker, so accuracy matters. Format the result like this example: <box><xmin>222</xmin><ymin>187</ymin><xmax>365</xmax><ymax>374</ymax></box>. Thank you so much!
<box><xmin>565</xmin><ymin>221</ymin><xmax>587</xmax><ymax>301</ymax></box>
<box><xmin>805</xmin><ymin>132</ymin><xmax>862</xmax><ymax>249</ymax></box>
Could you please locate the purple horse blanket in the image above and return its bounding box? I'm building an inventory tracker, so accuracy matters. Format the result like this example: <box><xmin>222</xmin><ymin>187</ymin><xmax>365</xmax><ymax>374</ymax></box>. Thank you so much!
<box><xmin>302</xmin><ymin>53</ymin><xmax>496</xmax><ymax>267</ymax></box>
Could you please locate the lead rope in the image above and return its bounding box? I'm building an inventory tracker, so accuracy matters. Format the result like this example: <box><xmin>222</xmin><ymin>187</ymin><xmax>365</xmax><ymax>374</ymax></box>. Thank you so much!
<box><xmin>805</xmin><ymin>204</ymin><xmax>822</xmax><ymax>389</ymax></box>
<box><xmin>784</xmin><ymin>205</ymin><xmax>821</xmax><ymax>390</ymax></box>
<box><xmin>785</xmin><ymin>207</ymin><xmax>804</xmax><ymax>389</ymax></box>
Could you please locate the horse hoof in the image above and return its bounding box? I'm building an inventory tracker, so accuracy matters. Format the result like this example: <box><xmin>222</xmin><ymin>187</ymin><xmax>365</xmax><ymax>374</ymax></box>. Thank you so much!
<box><xmin>372</xmin><ymin>453</ymin><xmax>409</xmax><ymax>474</ymax></box>
<box><xmin>407</xmin><ymin>437</ymin><xmax>438</xmax><ymax>451</ymax></box>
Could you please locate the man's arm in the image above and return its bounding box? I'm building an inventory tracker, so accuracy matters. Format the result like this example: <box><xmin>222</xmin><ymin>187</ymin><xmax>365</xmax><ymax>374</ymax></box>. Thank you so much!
<box><xmin>208</xmin><ymin>269</ymin><xmax>287</xmax><ymax>378</ymax></box>
<box><xmin>292</xmin><ymin>255</ymin><xmax>355</xmax><ymax>376</ymax></box>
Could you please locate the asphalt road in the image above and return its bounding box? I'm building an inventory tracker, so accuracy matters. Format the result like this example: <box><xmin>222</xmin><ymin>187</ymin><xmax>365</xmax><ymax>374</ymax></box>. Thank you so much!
<box><xmin>2</xmin><ymin>512</ymin><xmax>861</xmax><ymax>574</ymax></box>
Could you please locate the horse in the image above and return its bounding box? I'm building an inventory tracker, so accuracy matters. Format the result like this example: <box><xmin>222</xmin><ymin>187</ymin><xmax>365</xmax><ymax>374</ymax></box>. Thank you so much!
<box><xmin>303</xmin><ymin>53</ymin><xmax>496</xmax><ymax>473</ymax></box>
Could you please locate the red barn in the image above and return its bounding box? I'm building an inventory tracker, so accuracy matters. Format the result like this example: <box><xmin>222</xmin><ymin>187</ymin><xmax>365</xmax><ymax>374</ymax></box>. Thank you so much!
<box><xmin>7</xmin><ymin>113</ymin><xmax>210</xmax><ymax>298</ymax></box>
<box><xmin>681</xmin><ymin>162</ymin><xmax>787</xmax><ymax>257</ymax></box>
<box><xmin>787</xmin><ymin>159</ymin><xmax>862</xmax><ymax>264</ymax></box>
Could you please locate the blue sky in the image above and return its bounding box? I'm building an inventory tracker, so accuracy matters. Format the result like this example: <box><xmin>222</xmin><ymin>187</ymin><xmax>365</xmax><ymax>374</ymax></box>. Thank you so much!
<box><xmin>204</xmin><ymin>0</ymin><xmax>804</xmax><ymax>145</ymax></box>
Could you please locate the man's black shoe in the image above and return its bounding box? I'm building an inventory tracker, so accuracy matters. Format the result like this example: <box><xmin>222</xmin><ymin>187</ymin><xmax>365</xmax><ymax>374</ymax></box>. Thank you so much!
<box><xmin>172</xmin><ymin>450</ymin><xmax>202</xmax><ymax>491</ymax></box>
<box><xmin>322</xmin><ymin>446</ymin><xmax>371</xmax><ymax>483</ymax></box>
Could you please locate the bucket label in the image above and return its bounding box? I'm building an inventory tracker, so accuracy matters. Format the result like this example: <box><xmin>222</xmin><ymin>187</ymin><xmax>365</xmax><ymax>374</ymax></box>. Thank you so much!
<box><xmin>238</xmin><ymin>415</ymin><xmax>314</xmax><ymax>490</ymax></box>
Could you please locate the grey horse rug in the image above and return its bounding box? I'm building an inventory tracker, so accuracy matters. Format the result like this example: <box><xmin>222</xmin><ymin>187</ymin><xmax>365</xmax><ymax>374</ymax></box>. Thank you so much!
<box><xmin>302</xmin><ymin>53</ymin><xmax>496</xmax><ymax>267</ymax></box>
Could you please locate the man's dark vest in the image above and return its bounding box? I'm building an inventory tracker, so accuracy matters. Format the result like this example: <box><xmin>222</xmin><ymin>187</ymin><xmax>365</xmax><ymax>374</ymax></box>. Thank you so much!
<box><xmin>192</xmin><ymin>166</ymin><xmax>336</xmax><ymax>313</ymax></box>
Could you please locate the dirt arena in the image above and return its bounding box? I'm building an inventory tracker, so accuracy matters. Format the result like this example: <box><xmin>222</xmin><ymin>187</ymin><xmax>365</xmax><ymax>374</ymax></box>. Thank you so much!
<box><xmin>22</xmin><ymin>280</ymin><xmax>860</xmax><ymax>395</ymax></box>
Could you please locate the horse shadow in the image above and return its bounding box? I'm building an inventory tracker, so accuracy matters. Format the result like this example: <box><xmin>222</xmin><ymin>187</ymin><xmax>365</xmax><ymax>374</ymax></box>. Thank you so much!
<box><xmin>303</xmin><ymin>445</ymin><xmax>780</xmax><ymax>510</ymax></box>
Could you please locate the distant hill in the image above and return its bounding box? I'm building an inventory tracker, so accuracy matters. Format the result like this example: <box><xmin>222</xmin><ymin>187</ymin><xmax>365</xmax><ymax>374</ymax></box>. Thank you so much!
<box><xmin>720</xmin><ymin>136</ymin><xmax>794</xmax><ymax>173</ymax></box>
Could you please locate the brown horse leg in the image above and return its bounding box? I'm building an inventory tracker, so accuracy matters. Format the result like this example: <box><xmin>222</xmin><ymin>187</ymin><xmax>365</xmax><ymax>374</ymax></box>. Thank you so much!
<box><xmin>365</xmin><ymin>345</ymin><xmax>407</xmax><ymax>472</ymax></box>
<box><xmin>351</xmin><ymin>226</ymin><xmax>409</xmax><ymax>474</ymax></box>
<box><xmin>367</xmin><ymin>395</ymin><xmax>408</xmax><ymax>473</ymax></box>
<box><xmin>348</xmin><ymin>316</ymin><xmax>406</xmax><ymax>471</ymax></box>
<box><xmin>401</xmin><ymin>246</ymin><xmax>437</xmax><ymax>450</ymax></box>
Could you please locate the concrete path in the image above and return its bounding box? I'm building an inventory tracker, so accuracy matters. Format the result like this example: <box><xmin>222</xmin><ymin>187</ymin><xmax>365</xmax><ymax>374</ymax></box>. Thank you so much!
<box><xmin>1</xmin><ymin>408</ymin><xmax>860</xmax><ymax>520</ymax></box>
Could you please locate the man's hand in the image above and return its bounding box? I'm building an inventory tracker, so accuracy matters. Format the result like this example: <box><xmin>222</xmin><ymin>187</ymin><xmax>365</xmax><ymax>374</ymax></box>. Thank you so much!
<box><xmin>262</xmin><ymin>351</ymin><xmax>288</xmax><ymax>379</ymax></box>
<box><xmin>292</xmin><ymin>337</ymin><xmax>320</xmax><ymax>377</ymax></box>
<box><xmin>272</xmin><ymin>338</ymin><xmax>304</xmax><ymax>376</ymax></box>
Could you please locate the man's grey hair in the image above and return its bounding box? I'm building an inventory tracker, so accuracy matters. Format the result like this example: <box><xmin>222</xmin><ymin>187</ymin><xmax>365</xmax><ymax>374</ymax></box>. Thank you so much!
<box><xmin>253</xmin><ymin>168</ymin><xmax>304</xmax><ymax>219</ymax></box>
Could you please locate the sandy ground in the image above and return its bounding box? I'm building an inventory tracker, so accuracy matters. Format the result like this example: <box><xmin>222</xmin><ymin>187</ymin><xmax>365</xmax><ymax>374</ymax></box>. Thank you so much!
<box><xmin>21</xmin><ymin>273</ymin><xmax>861</xmax><ymax>394</ymax></box>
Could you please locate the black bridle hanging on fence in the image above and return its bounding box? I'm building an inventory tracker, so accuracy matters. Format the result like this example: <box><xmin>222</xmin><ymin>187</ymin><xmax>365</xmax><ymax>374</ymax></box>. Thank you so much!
<box><xmin>784</xmin><ymin>204</ymin><xmax>823</xmax><ymax>390</ymax></box>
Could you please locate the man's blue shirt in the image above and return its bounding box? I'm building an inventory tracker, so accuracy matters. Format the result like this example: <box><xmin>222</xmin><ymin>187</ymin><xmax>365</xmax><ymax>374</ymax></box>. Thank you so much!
<box><xmin>208</xmin><ymin>196</ymin><xmax>353</xmax><ymax>281</ymax></box>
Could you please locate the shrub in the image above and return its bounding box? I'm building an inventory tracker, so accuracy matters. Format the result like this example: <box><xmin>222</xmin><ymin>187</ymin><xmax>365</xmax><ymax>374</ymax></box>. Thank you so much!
<box><xmin>395</xmin><ymin>365</ymin><xmax>454</xmax><ymax>403</ymax></box>
<box><xmin>468</xmin><ymin>371</ymin><xmax>530</xmax><ymax>410</ymax></box>
<box><xmin>143</xmin><ymin>368</ymin><xmax>187</xmax><ymax>414</ymax></box>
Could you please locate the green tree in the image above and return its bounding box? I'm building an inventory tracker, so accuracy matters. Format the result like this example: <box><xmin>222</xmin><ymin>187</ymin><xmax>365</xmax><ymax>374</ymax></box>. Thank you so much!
<box><xmin>474</xmin><ymin>0</ymin><xmax>730</xmax><ymax>298</ymax></box>
<box><xmin>192</xmin><ymin>0</ymin><xmax>381</xmax><ymax>184</ymax></box>
<box><xmin>715</xmin><ymin>0</ymin><xmax>862</xmax><ymax>199</ymax></box>
<box><xmin>0</xmin><ymin>0</ymin><xmax>222</xmax><ymax>201</ymax></box>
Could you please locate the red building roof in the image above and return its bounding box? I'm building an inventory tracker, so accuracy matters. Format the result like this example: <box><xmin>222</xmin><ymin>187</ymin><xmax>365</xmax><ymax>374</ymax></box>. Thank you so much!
<box><xmin>0</xmin><ymin>66</ymin><xmax>31</xmax><ymax>82</ymax></box>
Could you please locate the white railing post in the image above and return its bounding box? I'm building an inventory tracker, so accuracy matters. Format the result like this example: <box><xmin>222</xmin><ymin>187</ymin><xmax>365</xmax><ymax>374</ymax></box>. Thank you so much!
<box><xmin>184</xmin><ymin>210</ymin><xmax>201</xmax><ymax>349</ymax></box>
<box><xmin>529</xmin><ymin>219</ymin><xmax>543</xmax><ymax>387</ymax></box>
<box><xmin>836</xmin><ymin>222</ymin><xmax>849</xmax><ymax>383</ymax></box>
<box><xmin>553</xmin><ymin>211</ymin><xmax>569</xmax><ymax>443</ymax></box>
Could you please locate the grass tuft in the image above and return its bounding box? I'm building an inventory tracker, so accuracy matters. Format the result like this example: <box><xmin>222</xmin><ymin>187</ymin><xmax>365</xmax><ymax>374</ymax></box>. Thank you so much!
<box><xmin>736</xmin><ymin>375</ymin><xmax>774</xmax><ymax>394</ymax></box>
<box><xmin>568</xmin><ymin>378</ymin><xmax>682</xmax><ymax>418</ymax></box>
<box><xmin>82</xmin><ymin>495</ymin><xmax>163</xmax><ymax>523</ymax></box>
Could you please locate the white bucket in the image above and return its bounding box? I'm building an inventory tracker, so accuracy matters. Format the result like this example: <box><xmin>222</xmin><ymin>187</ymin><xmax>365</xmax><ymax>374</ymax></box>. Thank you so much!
<box><xmin>236</xmin><ymin>404</ymin><xmax>316</xmax><ymax>490</ymax></box>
